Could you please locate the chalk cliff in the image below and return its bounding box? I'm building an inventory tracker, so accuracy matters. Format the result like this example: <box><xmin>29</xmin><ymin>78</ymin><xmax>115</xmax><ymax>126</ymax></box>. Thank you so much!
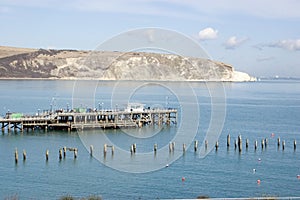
<box><xmin>0</xmin><ymin>46</ymin><xmax>256</xmax><ymax>81</ymax></box>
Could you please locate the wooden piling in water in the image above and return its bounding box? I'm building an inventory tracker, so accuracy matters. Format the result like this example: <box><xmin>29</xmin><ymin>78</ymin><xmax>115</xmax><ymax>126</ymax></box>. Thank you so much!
<box><xmin>130</xmin><ymin>144</ymin><xmax>134</xmax><ymax>154</ymax></box>
<box><xmin>227</xmin><ymin>134</ymin><xmax>230</xmax><ymax>147</ymax></box>
<box><xmin>111</xmin><ymin>145</ymin><xmax>114</xmax><ymax>155</ymax></box>
<box><xmin>234</xmin><ymin>139</ymin><xmax>237</xmax><ymax>150</ymax></box>
<box><xmin>254</xmin><ymin>140</ymin><xmax>258</xmax><ymax>150</ymax></box>
<box><xmin>172</xmin><ymin>142</ymin><xmax>175</xmax><ymax>151</ymax></box>
<box><xmin>264</xmin><ymin>138</ymin><xmax>268</xmax><ymax>148</ymax></box>
<box><xmin>59</xmin><ymin>149</ymin><xmax>62</xmax><ymax>160</ymax></box>
<box><xmin>46</xmin><ymin>150</ymin><xmax>49</xmax><ymax>161</ymax></box>
<box><xmin>104</xmin><ymin>144</ymin><xmax>107</xmax><ymax>156</ymax></box>
<box><xmin>63</xmin><ymin>146</ymin><xmax>66</xmax><ymax>158</ymax></box>
<box><xmin>238</xmin><ymin>135</ymin><xmax>242</xmax><ymax>152</ymax></box>
<box><xmin>133</xmin><ymin>143</ymin><xmax>137</xmax><ymax>153</ymax></box>
<box><xmin>23</xmin><ymin>150</ymin><xmax>26</xmax><ymax>161</ymax></box>
<box><xmin>154</xmin><ymin>144</ymin><xmax>157</xmax><ymax>154</ymax></box>
<box><xmin>74</xmin><ymin>148</ymin><xmax>77</xmax><ymax>159</ymax></box>
<box><xmin>183</xmin><ymin>143</ymin><xmax>186</xmax><ymax>153</ymax></box>
<box><xmin>215</xmin><ymin>141</ymin><xmax>219</xmax><ymax>151</ymax></box>
<box><xmin>90</xmin><ymin>145</ymin><xmax>93</xmax><ymax>156</ymax></box>
<box><xmin>194</xmin><ymin>140</ymin><xmax>198</xmax><ymax>152</ymax></box>
<box><xmin>15</xmin><ymin>148</ymin><xmax>18</xmax><ymax>164</ymax></box>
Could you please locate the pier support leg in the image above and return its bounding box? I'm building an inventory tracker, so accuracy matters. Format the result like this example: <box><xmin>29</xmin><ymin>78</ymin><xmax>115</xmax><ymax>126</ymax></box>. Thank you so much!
<box><xmin>8</xmin><ymin>122</ymin><xmax>10</xmax><ymax>133</ymax></box>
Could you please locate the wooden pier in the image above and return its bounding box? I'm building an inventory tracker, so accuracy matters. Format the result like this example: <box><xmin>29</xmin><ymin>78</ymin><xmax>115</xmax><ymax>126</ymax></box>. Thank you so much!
<box><xmin>0</xmin><ymin>107</ymin><xmax>177</xmax><ymax>132</ymax></box>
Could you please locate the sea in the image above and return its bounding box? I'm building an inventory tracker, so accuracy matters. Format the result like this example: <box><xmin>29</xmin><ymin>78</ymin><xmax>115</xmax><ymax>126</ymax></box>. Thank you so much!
<box><xmin>0</xmin><ymin>79</ymin><xmax>300</xmax><ymax>200</ymax></box>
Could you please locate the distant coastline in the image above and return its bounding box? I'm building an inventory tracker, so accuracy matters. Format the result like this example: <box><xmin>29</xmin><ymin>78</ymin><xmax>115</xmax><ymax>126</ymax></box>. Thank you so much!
<box><xmin>0</xmin><ymin>46</ymin><xmax>256</xmax><ymax>82</ymax></box>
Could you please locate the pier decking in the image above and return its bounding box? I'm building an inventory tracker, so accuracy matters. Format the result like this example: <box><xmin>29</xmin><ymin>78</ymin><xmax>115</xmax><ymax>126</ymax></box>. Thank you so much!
<box><xmin>0</xmin><ymin>108</ymin><xmax>177</xmax><ymax>132</ymax></box>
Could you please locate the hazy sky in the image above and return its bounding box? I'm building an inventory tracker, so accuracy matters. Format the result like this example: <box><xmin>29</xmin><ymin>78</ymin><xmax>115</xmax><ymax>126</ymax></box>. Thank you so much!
<box><xmin>0</xmin><ymin>0</ymin><xmax>299</xmax><ymax>77</ymax></box>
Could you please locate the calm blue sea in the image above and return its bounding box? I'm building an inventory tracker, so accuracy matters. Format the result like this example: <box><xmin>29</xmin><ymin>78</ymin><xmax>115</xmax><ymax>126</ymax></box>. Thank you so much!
<box><xmin>0</xmin><ymin>80</ymin><xmax>300</xmax><ymax>199</ymax></box>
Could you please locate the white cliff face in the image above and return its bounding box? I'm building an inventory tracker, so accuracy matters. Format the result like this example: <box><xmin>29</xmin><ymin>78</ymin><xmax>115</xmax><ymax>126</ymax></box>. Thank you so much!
<box><xmin>231</xmin><ymin>71</ymin><xmax>257</xmax><ymax>82</ymax></box>
<box><xmin>0</xmin><ymin>47</ymin><xmax>256</xmax><ymax>82</ymax></box>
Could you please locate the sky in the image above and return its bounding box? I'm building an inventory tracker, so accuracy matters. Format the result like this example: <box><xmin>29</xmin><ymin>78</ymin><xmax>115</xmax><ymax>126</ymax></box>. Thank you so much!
<box><xmin>0</xmin><ymin>0</ymin><xmax>300</xmax><ymax>77</ymax></box>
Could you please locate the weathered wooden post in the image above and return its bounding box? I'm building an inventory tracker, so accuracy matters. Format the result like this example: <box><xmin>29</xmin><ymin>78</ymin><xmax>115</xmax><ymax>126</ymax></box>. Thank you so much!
<box><xmin>130</xmin><ymin>144</ymin><xmax>134</xmax><ymax>154</ymax></box>
<box><xmin>238</xmin><ymin>135</ymin><xmax>242</xmax><ymax>152</ymax></box>
<box><xmin>194</xmin><ymin>140</ymin><xmax>198</xmax><ymax>152</ymax></box>
<box><xmin>74</xmin><ymin>148</ymin><xmax>77</xmax><ymax>159</ymax></box>
<box><xmin>63</xmin><ymin>146</ymin><xmax>67</xmax><ymax>158</ymax></box>
<box><xmin>133</xmin><ymin>143</ymin><xmax>137</xmax><ymax>153</ymax></box>
<box><xmin>169</xmin><ymin>142</ymin><xmax>172</xmax><ymax>153</ymax></box>
<box><xmin>154</xmin><ymin>144</ymin><xmax>157</xmax><ymax>154</ymax></box>
<box><xmin>254</xmin><ymin>140</ymin><xmax>258</xmax><ymax>150</ymax></box>
<box><xmin>227</xmin><ymin>134</ymin><xmax>230</xmax><ymax>148</ymax></box>
<box><xmin>172</xmin><ymin>142</ymin><xmax>175</xmax><ymax>151</ymax></box>
<box><xmin>90</xmin><ymin>145</ymin><xmax>93</xmax><ymax>156</ymax></box>
<box><xmin>264</xmin><ymin>138</ymin><xmax>268</xmax><ymax>148</ymax></box>
<box><xmin>59</xmin><ymin>149</ymin><xmax>62</xmax><ymax>160</ymax></box>
<box><xmin>234</xmin><ymin>139</ymin><xmax>237</xmax><ymax>150</ymax></box>
<box><xmin>215</xmin><ymin>141</ymin><xmax>219</xmax><ymax>151</ymax></box>
<box><xmin>23</xmin><ymin>150</ymin><xmax>26</xmax><ymax>161</ymax></box>
<box><xmin>182</xmin><ymin>143</ymin><xmax>186</xmax><ymax>153</ymax></box>
<box><xmin>15</xmin><ymin>148</ymin><xmax>18</xmax><ymax>164</ymax></box>
<box><xmin>111</xmin><ymin>145</ymin><xmax>114</xmax><ymax>155</ymax></box>
<box><xmin>46</xmin><ymin>149</ymin><xmax>49</xmax><ymax>161</ymax></box>
<box><xmin>103</xmin><ymin>144</ymin><xmax>107</xmax><ymax>156</ymax></box>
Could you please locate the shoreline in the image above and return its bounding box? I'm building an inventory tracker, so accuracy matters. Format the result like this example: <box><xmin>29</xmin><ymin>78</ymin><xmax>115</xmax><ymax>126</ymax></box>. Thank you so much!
<box><xmin>0</xmin><ymin>77</ymin><xmax>257</xmax><ymax>82</ymax></box>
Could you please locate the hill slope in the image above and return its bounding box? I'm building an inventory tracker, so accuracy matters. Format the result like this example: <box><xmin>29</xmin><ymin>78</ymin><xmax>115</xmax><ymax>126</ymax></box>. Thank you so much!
<box><xmin>0</xmin><ymin>46</ymin><xmax>256</xmax><ymax>81</ymax></box>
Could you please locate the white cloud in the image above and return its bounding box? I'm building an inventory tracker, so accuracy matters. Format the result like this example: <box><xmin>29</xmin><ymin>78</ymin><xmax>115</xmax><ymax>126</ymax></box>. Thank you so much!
<box><xmin>270</xmin><ymin>39</ymin><xmax>300</xmax><ymax>51</ymax></box>
<box><xmin>224</xmin><ymin>36</ymin><xmax>248</xmax><ymax>49</ymax></box>
<box><xmin>198</xmin><ymin>27</ymin><xmax>218</xmax><ymax>40</ymax></box>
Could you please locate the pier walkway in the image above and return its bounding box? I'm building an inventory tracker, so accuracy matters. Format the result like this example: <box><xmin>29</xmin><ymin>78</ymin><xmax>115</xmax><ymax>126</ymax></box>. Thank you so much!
<box><xmin>0</xmin><ymin>108</ymin><xmax>177</xmax><ymax>132</ymax></box>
